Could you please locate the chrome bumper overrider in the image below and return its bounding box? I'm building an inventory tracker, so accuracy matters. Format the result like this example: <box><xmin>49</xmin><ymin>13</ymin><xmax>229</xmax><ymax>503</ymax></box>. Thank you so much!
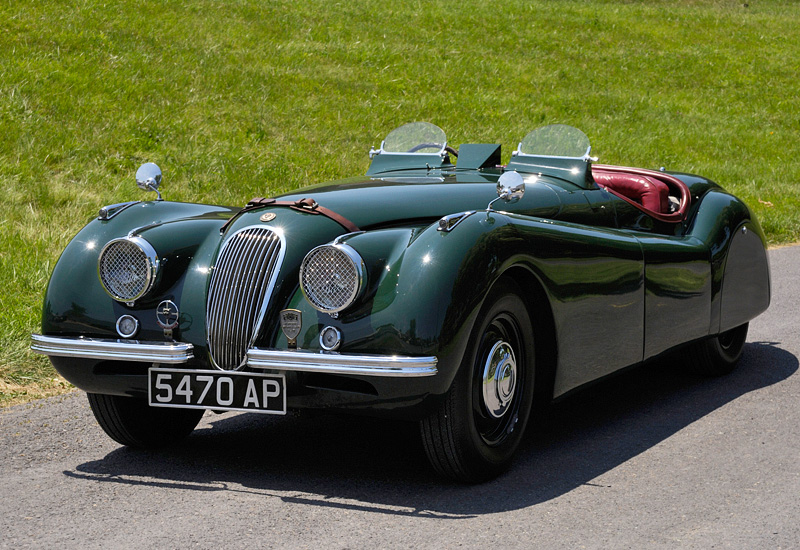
<box><xmin>247</xmin><ymin>348</ymin><xmax>438</xmax><ymax>377</ymax></box>
<box><xmin>30</xmin><ymin>334</ymin><xmax>194</xmax><ymax>364</ymax></box>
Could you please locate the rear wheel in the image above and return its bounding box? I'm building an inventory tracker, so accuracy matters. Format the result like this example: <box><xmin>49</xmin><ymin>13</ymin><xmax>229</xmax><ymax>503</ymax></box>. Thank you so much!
<box><xmin>420</xmin><ymin>279</ymin><xmax>536</xmax><ymax>483</ymax></box>
<box><xmin>87</xmin><ymin>393</ymin><xmax>204</xmax><ymax>448</ymax></box>
<box><xmin>688</xmin><ymin>323</ymin><xmax>749</xmax><ymax>376</ymax></box>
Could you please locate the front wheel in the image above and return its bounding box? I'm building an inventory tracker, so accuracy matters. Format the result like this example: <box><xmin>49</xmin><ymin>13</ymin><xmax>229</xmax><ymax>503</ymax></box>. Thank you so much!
<box><xmin>420</xmin><ymin>280</ymin><xmax>536</xmax><ymax>483</ymax></box>
<box><xmin>87</xmin><ymin>393</ymin><xmax>204</xmax><ymax>448</ymax></box>
<box><xmin>688</xmin><ymin>323</ymin><xmax>749</xmax><ymax>376</ymax></box>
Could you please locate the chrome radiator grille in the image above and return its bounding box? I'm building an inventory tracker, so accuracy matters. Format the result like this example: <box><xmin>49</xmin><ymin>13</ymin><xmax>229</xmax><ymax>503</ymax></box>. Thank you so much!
<box><xmin>206</xmin><ymin>226</ymin><xmax>284</xmax><ymax>370</ymax></box>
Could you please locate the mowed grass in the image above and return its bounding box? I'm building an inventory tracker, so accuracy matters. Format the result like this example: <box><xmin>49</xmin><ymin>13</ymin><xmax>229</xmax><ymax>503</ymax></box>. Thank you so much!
<box><xmin>2</xmin><ymin>0</ymin><xmax>799</xmax><ymax>405</ymax></box>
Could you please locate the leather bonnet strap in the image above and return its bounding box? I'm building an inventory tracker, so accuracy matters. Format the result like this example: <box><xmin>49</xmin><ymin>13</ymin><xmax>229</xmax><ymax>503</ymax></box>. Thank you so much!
<box><xmin>220</xmin><ymin>197</ymin><xmax>360</xmax><ymax>235</ymax></box>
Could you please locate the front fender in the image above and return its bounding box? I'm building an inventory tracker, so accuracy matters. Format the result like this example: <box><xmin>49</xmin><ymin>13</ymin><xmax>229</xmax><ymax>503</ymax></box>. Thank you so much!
<box><xmin>42</xmin><ymin>201</ymin><xmax>236</xmax><ymax>340</ymax></box>
<box><xmin>277</xmin><ymin>212</ymin><xmax>516</xmax><ymax>397</ymax></box>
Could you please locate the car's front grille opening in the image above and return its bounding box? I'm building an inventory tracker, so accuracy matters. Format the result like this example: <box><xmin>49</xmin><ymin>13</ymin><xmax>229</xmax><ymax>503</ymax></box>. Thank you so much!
<box><xmin>206</xmin><ymin>226</ymin><xmax>284</xmax><ymax>370</ymax></box>
<box><xmin>303</xmin><ymin>373</ymin><xmax>378</xmax><ymax>396</ymax></box>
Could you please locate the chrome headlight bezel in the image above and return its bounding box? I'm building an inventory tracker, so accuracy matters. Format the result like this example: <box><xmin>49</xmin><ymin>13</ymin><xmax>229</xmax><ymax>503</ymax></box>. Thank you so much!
<box><xmin>299</xmin><ymin>243</ymin><xmax>366</xmax><ymax>314</ymax></box>
<box><xmin>97</xmin><ymin>236</ymin><xmax>159</xmax><ymax>304</ymax></box>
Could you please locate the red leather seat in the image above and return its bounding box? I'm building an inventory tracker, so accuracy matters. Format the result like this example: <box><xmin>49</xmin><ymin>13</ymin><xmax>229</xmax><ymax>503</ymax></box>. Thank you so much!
<box><xmin>593</xmin><ymin>171</ymin><xmax>670</xmax><ymax>213</ymax></box>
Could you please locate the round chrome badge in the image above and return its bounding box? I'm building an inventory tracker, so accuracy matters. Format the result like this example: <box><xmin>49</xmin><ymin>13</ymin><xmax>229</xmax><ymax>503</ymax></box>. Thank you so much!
<box><xmin>260</xmin><ymin>212</ymin><xmax>276</xmax><ymax>223</ymax></box>
<box><xmin>156</xmin><ymin>300</ymin><xmax>180</xmax><ymax>329</ymax></box>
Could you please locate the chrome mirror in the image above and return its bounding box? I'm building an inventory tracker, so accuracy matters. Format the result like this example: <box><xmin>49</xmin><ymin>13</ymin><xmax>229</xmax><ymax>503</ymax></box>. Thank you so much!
<box><xmin>136</xmin><ymin>163</ymin><xmax>163</xmax><ymax>201</ymax></box>
<box><xmin>487</xmin><ymin>171</ymin><xmax>525</xmax><ymax>212</ymax></box>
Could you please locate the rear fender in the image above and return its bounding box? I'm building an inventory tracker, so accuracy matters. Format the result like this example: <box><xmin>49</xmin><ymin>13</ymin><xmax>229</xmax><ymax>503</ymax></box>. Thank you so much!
<box><xmin>685</xmin><ymin>190</ymin><xmax>770</xmax><ymax>333</ymax></box>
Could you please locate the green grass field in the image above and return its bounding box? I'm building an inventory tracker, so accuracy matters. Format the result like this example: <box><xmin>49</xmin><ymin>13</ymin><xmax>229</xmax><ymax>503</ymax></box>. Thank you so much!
<box><xmin>2</xmin><ymin>0</ymin><xmax>798</xmax><ymax>405</ymax></box>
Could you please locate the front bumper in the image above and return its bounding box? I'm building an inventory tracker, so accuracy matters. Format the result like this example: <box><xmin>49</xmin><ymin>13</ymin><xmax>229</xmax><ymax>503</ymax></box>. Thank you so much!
<box><xmin>33</xmin><ymin>334</ymin><xmax>443</xmax><ymax>417</ymax></box>
<box><xmin>247</xmin><ymin>347</ymin><xmax>437</xmax><ymax>377</ymax></box>
<box><xmin>31</xmin><ymin>335</ymin><xmax>438</xmax><ymax>377</ymax></box>
<box><xmin>31</xmin><ymin>334</ymin><xmax>194</xmax><ymax>364</ymax></box>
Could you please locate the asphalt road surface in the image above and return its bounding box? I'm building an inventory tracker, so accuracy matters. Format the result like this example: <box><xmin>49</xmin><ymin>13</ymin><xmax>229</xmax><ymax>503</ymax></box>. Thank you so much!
<box><xmin>2</xmin><ymin>246</ymin><xmax>798</xmax><ymax>549</ymax></box>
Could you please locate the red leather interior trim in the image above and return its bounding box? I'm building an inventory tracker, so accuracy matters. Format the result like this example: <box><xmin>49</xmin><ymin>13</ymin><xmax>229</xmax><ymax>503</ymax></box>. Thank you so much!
<box><xmin>592</xmin><ymin>164</ymin><xmax>691</xmax><ymax>223</ymax></box>
<box><xmin>593</xmin><ymin>172</ymin><xmax>669</xmax><ymax>212</ymax></box>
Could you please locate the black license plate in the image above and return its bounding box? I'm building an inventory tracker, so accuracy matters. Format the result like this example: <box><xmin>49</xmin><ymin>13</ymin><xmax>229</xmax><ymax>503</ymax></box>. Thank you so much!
<box><xmin>148</xmin><ymin>368</ymin><xmax>286</xmax><ymax>415</ymax></box>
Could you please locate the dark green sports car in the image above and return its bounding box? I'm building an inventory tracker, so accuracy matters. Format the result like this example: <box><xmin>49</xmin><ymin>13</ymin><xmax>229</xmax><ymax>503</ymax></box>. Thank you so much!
<box><xmin>32</xmin><ymin>123</ymin><xmax>770</xmax><ymax>482</ymax></box>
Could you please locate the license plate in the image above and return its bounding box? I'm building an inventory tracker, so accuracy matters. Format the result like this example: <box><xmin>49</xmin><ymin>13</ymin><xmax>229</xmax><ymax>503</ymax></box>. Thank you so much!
<box><xmin>148</xmin><ymin>368</ymin><xmax>286</xmax><ymax>415</ymax></box>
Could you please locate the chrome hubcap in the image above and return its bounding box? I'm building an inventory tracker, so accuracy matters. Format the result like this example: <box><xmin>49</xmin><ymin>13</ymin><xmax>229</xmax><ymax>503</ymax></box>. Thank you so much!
<box><xmin>482</xmin><ymin>341</ymin><xmax>517</xmax><ymax>419</ymax></box>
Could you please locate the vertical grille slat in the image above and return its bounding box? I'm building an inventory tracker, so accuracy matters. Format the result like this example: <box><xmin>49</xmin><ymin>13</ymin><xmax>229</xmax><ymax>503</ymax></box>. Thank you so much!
<box><xmin>236</xmin><ymin>241</ymin><xmax>269</xmax><ymax>354</ymax></box>
<box><xmin>210</xmin><ymin>231</ymin><xmax>246</xmax><ymax>368</ymax></box>
<box><xmin>222</xmin><ymin>232</ymin><xmax>261</xmax><ymax>367</ymax></box>
<box><xmin>206</xmin><ymin>227</ymin><xmax>285</xmax><ymax>370</ymax></box>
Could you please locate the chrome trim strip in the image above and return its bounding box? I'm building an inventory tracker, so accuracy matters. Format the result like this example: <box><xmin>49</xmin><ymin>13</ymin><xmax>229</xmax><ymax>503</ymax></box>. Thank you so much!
<box><xmin>511</xmin><ymin>144</ymin><xmax>592</xmax><ymax>161</ymax></box>
<box><xmin>98</xmin><ymin>201</ymin><xmax>140</xmax><ymax>221</ymax></box>
<box><xmin>247</xmin><ymin>348</ymin><xmax>438</xmax><ymax>377</ymax></box>
<box><xmin>30</xmin><ymin>334</ymin><xmax>193</xmax><ymax>364</ymax></box>
<box><xmin>372</xmin><ymin>137</ymin><xmax>449</xmax><ymax>159</ymax></box>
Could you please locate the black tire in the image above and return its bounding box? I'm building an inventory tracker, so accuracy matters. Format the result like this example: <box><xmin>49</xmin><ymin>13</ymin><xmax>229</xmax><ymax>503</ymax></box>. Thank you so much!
<box><xmin>688</xmin><ymin>323</ymin><xmax>749</xmax><ymax>376</ymax></box>
<box><xmin>87</xmin><ymin>393</ymin><xmax>204</xmax><ymax>448</ymax></box>
<box><xmin>420</xmin><ymin>279</ymin><xmax>536</xmax><ymax>483</ymax></box>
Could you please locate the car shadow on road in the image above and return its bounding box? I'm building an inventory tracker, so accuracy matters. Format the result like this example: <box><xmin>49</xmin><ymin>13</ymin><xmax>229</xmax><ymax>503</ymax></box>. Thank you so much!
<box><xmin>65</xmin><ymin>341</ymin><xmax>797</xmax><ymax>518</ymax></box>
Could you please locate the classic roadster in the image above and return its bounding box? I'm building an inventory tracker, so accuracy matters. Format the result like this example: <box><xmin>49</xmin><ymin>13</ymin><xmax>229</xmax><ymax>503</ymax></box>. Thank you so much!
<box><xmin>32</xmin><ymin>123</ymin><xmax>770</xmax><ymax>482</ymax></box>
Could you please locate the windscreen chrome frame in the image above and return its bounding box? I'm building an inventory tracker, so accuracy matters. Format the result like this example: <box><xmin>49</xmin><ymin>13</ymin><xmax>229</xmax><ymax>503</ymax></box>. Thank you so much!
<box><xmin>369</xmin><ymin>140</ymin><xmax>449</xmax><ymax>159</ymax></box>
<box><xmin>511</xmin><ymin>144</ymin><xmax>595</xmax><ymax>163</ymax></box>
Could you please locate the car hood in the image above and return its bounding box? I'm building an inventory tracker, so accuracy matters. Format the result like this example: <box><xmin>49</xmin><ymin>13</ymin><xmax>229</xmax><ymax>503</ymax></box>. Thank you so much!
<box><xmin>275</xmin><ymin>173</ymin><xmax>564</xmax><ymax>229</ymax></box>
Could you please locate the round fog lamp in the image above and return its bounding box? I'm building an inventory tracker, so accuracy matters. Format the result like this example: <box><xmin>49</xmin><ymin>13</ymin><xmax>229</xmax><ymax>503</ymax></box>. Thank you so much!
<box><xmin>319</xmin><ymin>326</ymin><xmax>342</xmax><ymax>351</ymax></box>
<box><xmin>116</xmin><ymin>315</ymin><xmax>139</xmax><ymax>338</ymax></box>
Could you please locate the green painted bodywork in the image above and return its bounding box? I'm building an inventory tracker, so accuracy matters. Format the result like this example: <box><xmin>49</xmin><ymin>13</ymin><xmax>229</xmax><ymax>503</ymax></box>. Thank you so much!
<box><xmin>506</xmin><ymin>154</ymin><xmax>592</xmax><ymax>188</ymax></box>
<box><xmin>41</xmin><ymin>155</ymin><xmax>770</xmax><ymax>415</ymax></box>
<box><xmin>365</xmin><ymin>152</ymin><xmax>454</xmax><ymax>175</ymax></box>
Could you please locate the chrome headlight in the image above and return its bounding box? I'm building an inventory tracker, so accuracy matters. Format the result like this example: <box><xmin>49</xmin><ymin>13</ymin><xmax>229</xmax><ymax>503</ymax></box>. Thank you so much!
<box><xmin>299</xmin><ymin>244</ymin><xmax>366</xmax><ymax>314</ymax></box>
<box><xmin>98</xmin><ymin>236</ymin><xmax>159</xmax><ymax>303</ymax></box>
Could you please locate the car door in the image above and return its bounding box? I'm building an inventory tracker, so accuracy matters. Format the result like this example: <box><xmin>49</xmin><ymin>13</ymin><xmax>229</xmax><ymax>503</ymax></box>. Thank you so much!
<box><xmin>609</xmin><ymin>196</ymin><xmax>713</xmax><ymax>360</ymax></box>
<box><xmin>509</xmin><ymin>215</ymin><xmax>646</xmax><ymax>398</ymax></box>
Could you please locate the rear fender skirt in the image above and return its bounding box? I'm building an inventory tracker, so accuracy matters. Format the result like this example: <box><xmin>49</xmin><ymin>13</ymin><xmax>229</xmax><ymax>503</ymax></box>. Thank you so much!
<box><xmin>685</xmin><ymin>189</ymin><xmax>770</xmax><ymax>333</ymax></box>
<box><xmin>719</xmin><ymin>222</ymin><xmax>771</xmax><ymax>332</ymax></box>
